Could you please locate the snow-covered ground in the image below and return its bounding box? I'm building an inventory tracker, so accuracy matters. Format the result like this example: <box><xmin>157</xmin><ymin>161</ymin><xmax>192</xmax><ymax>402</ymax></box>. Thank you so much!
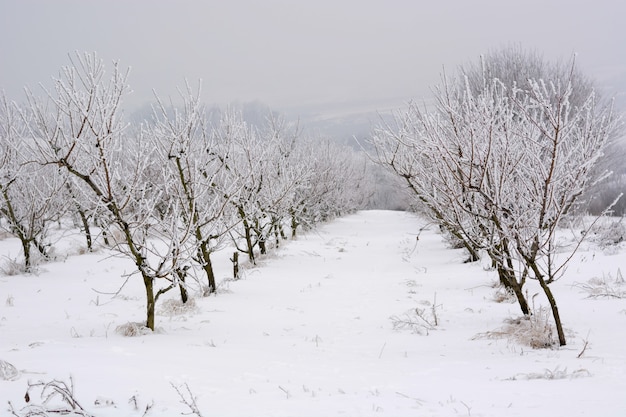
<box><xmin>1</xmin><ymin>210</ymin><xmax>625</xmax><ymax>416</ymax></box>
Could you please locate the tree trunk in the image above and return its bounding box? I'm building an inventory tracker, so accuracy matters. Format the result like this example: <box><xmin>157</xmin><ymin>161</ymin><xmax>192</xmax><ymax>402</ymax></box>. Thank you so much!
<box><xmin>232</xmin><ymin>251</ymin><xmax>239</xmax><ymax>280</ymax></box>
<box><xmin>179</xmin><ymin>278</ymin><xmax>189</xmax><ymax>304</ymax></box>
<box><xmin>273</xmin><ymin>219</ymin><xmax>281</xmax><ymax>247</ymax></box>
<box><xmin>143</xmin><ymin>274</ymin><xmax>156</xmax><ymax>331</ymax></box>
<box><xmin>524</xmin><ymin>255</ymin><xmax>566</xmax><ymax>346</ymax></box>
<box><xmin>537</xmin><ymin>273</ymin><xmax>566</xmax><ymax>346</ymax></box>
<box><xmin>445</xmin><ymin>224</ymin><xmax>479</xmax><ymax>263</ymax></box>
<box><xmin>1</xmin><ymin>187</ymin><xmax>32</xmax><ymax>272</ymax></box>
<box><xmin>66</xmin><ymin>183</ymin><xmax>92</xmax><ymax>251</ymax></box>
<box><xmin>497</xmin><ymin>266</ymin><xmax>530</xmax><ymax>315</ymax></box>
<box><xmin>463</xmin><ymin>249</ymin><xmax>480</xmax><ymax>263</ymax></box>
<box><xmin>97</xmin><ymin>217</ymin><xmax>111</xmax><ymax>246</ymax></box>
<box><xmin>239</xmin><ymin>207</ymin><xmax>255</xmax><ymax>264</ymax></box>
<box><xmin>197</xmin><ymin>240</ymin><xmax>217</xmax><ymax>295</ymax></box>
<box><xmin>77</xmin><ymin>209</ymin><xmax>92</xmax><ymax>251</ymax></box>
<box><xmin>21</xmin><ymin>237</ymin><xmax>32</xmax><ymax>273</ymax></box>
<box><xmin>175</xmin><ymin>267</ymin><xmax>189</xmax><ymax>304</ymax></box>
<box><xmin>290</xmin><ymin>211</ymin><xmax>299</xmax><ymax>238</ymax></box>
<box><xmin>33</xmin><ymin>237</ymin><xmax>48</xmax><ymax>258</ymax></box>
<box><xmin>255</xmin><ymin>218</ymin><xmax>267</xmax><ymax>255</ymax></box>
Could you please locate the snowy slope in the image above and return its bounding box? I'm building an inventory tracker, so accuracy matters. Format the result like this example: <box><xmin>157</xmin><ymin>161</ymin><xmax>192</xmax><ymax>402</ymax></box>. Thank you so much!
<box><xmin>1</xmin><ymin>210</ymin><xmax>625</xmax><ymax>416</ymax></box>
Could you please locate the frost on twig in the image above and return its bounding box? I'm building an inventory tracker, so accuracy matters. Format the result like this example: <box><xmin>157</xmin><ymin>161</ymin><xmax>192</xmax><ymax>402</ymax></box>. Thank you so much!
<box><xmin>492</xmin><ymin>286</ymin><xmax>518</xmax><ymax>304</ymax></box>
<box><xmin>8</xmin><ymin>376</ymin><xmax>93</xmax><ymax>417</ymax></box>
<box><xmin>115</xmin><ymin>322</ymin><xmax>154</xmax><ymax>337</ymax></box>
<box><xmin>391</xmin><ymin>294</ymin><xmax>441</xmax><ymax>335</ymax></box>
<box><xmin>171</xmin><ymin>382</ymin><xmax>204</xmax><ymax>417</ymax></box>
<box><xmin>574</xmin><ymin>269</ymin><xmax>626</xmax><ymax>299</ymax></box>
<box><xmin>158</xmin><ymin>297</ymin><xmax>200</xmax><ymax>317</ymax></box>
<box><xmin>0</xmin><ymin>359</ymin><xmax>20</xmax><ymax>381</ymax></box>
<box><xmin>505</xmin><ymin>366</ymin><xmax>591</xmax><ymax>381</ymax></box>
<box><xmin>582</xmin><ymin>217</ymin><xmax>625</xmax><ymax>251</ymax></box>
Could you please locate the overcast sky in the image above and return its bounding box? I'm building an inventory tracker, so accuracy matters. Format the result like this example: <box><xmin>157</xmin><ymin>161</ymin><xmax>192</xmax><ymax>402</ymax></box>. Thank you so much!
<box><xmin>1</xmin><ymin>0</ymin><xmax>624</xmax><ymax>114</ymax></box>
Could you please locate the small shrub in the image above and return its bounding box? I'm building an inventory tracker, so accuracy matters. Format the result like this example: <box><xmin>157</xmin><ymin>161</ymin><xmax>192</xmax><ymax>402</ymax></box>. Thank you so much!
<box><xmin>390</xmin><ymin>295</ymin><xmax>441</xmax><ymax>335</ymax></box>
<box><xmin>115</xmin><ymin>322</ymin><xmax>153</xmax><ymax>337</ymax></box>
<box><xmin>214</xmin><ymin>278</ymin><xmax>234</xmax><ymax>295</ymax></box>
<box><xmin>585</xmin><ymin>217</ymin><xmax>625</xmax><ymax>249</ymax></box>
<box><xmin>158</xmin><ymin>297</ymin><xmax>199</xmax><ymax>317</ymax></box>
<box><xmin>8</xmin><ymin>376</ymin><xmax>93</xmax><ymax>416</ymax></box>
<box><xmin>492</xmin><ymin>287</ymin><xmax>517</xmax><ymax>304</ymax></box>
<box><xmin>0</xmin><ymin>251</ymin><xmax>50</xmax><ymax>275</ymax></box>
<box><xmin>473</xmin><ymin>307</ymin><xmax>556</xmax><ymax>349</ymax></box>
<box><xmin>509</xmin><ymin>309</ymin><xmax>555</xmax><ymax>349</ymax></box>
<box><xmin>0</xmin><ymin>359</ymin><xmax>19</xmax><ymax>381</ymax></box>
<box><xmin>575</xmin><ymin>268</ymin><xmax>625</xmax><ymax>299</ymax></box>
<box><xmin>0</xmin><ymin>257</ymin><xmax>28</xmax><ymax>276</ymax></box>
<box><xmin>506</xmin><ymin>366</ymin><xmax>591</xmax><ymax>380</ymax></box>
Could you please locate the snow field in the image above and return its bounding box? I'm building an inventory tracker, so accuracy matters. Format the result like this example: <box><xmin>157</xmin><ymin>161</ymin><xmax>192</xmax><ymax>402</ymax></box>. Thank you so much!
<box><xmin>1</xmin><ymin>210</ymin><xmax>625</xmax><ymax>416</ymax></box>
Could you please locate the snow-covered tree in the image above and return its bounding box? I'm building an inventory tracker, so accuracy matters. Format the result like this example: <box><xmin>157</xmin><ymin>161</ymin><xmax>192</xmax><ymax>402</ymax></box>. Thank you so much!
<box><xmin>147</xmin><ymin>83</ymin><xmax>242</xmax><ymax>295</ymax></box>
<box><xmin>23</xmin><ymin>52</ymin><xmax>192</xmax><ymax>330</ymax></box>
<box><xmin>250</xmin><ymin>116</ymin><xmax>303</xmax><ymax>249</ymax></box>
<box><xmin>289</xmin><ymin>138</ymin><xmax>369</xmax><ymax>237</ymax></box>
<box><xmin>371</xmin><ymin>52</ymin><xmax>621</xmax><ymax>345</ymax></box>
<box><xmin>208</xmin><ymin>108</ymin><xmax>266</xmax><ymax>264</ymax></box>
<box><xmin>0</xmin><ymin>93</ymin><xmax>66</xmax><ymax>271</ymax></box>
<box><xmin>503</xmin><ymin>67</ymin><xmax>619</xmax><ymax>345</ymax></box>
<box><xmin>369</xmin><ymin>99</ymin><xmax>483</xmax><ymax>263</ymax></box>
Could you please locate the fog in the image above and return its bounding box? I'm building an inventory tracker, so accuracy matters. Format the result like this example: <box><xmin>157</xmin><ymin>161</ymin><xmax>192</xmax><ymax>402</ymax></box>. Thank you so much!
<box><xmin>1</xmin><ymin>0</ymin><xmax>625</xmax><ymax>116</ymax></box>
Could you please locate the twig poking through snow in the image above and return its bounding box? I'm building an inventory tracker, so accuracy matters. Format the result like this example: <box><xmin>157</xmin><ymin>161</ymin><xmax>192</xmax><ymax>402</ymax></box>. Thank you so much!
<box><xmin>395</xmin><ymin>391</ymin><xmax>425</xmax><ymax>406</ymax></box>
<box><xmin>577</xmin><ymin>331</ymin><xmax>591</xmax><ymax>358</ymax></box>
<box><xmin>279</xmin><ymin>385</ymin><xmax>291</xmax><ymax>399</ymax></box>
<box><xmin>378</xmin><ymin>342</ymin><xmax>387</xmax><ymax>359</ymax></box>
<box><xmin>390</xmin><ymin>293</ymin><xmax>441</xmax><ymax>335</ymax></box>
<box><xmin>506</xmin><ymin>366</ymin><xmax>591</xmax><ymax>380</ymax></box>
<box><xmin>171</xmin><ymin>382</ymin><xmax>204</xmax><ymax>417</ymax></box>
<box><xmin>9</xmin><ymin>376</ymin><xmax>93</xmax><ymax>416</ymax></box>
<box><xmin>574</xmin><ymin>269</ymin><xmax>626</xmax><ymax>299</ymax></box>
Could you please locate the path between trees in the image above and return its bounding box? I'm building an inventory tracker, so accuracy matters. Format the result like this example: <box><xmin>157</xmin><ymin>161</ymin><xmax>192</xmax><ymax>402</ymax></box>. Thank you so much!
<box><xmin>6</xmin><ymin>210</ymin><xmax>620</xmax><ymax>416</ymax></box>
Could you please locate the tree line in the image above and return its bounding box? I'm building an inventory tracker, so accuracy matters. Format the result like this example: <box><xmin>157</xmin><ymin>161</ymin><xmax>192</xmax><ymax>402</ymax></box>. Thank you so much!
<box><xmin>369</xmin><ymin>46</ymin><xmax>623</xmax><ymax>346</ymax></box>
<box><xmin>1</xmin><ymin>48</ymin><xmax>623</xmax><ymax>344</ymax></box>
<box><xmin>0</xmin><ymin>52</ymin><xmax>371</xmax><ymax>330</ymax></box>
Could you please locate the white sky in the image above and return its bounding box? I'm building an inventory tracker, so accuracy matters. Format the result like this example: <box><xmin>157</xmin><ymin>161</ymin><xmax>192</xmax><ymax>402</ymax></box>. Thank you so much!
<box><xmin>1</xmin><ymin>0</ymin><xmax>624</xmax><ymax>113</ymax></box>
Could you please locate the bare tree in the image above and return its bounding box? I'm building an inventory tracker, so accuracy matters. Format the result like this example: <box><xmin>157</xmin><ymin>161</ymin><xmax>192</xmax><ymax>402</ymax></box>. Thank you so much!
<box><xmin>503</xmin><ymin>64</ymin><xmax>620</xmax><ymax>345</ymax></box>
<box><xmin>23</xmin><ymin>52</ymin><xmax>191</xmax><ymax>330</ymax></box>
<box><xmin>218</xmin><ymin>109</ymin><xmax>304</xmax><ymax>262</ymax></box>
<box><xmin>245</xmin><ymin>115</ymin><xmax>302</xmax><ymax>251</ymax></box>
<box><xmin>369</xmin><ymin>100</ymin><xmax>483</xmax><ymax>263</ymax></box>
<box><xmin>0</xmin><ymin>93</ymin><xmax>66</xmax><ymax>272</ymax></box>
<box><xmin>148</xmin><ymin>82</ymin><xmax>241</xmax><ymax>295</ymax></box>
<box><xmin>369</xmin><ymin>80</ymin><xmax>529</xmax><ymax>313</ymax></box>
<box><xmin>460</xmin><ymin>44</ymin><xmax>595</xmax><ymax>107</ymax></box>
<box><xmin>460</xmin><ymin>44</ymin><xmax>623</xmax><ymax>216</ymax></box>
<box><xmin>289</xmin><ymin>137</ymin><xmax>370</xmax><ymax>237</ymax></box>
<box><xmin>211</xmin><ymin>108</ymin><xmax>265</xmax><ymax>264</ymax></box>
<box><xmin>370</xmin><ymin>51</ymin><xmax>621</xmax><ymax>345</ymax></box>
